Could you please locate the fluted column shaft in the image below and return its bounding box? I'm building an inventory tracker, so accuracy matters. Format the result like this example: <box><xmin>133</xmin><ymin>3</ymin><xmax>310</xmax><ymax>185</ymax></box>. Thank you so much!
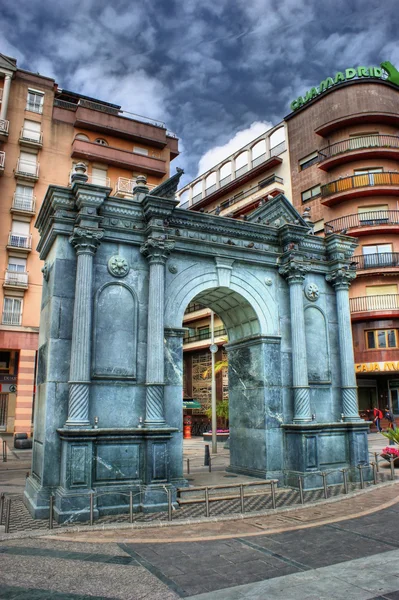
<box><xmin>327</xmin><ymin>269</ymin><xmax>361</xmax><ymax>421</ymax></box>
<box><xmin>141</xmin><ymin>237</ymin><xmax>175</xmax><ymax>427</ymax></box>
<box><xmin>66</xmin><ymin>228</ymin><xmax>103</xmax><ymax>427</ymax></box>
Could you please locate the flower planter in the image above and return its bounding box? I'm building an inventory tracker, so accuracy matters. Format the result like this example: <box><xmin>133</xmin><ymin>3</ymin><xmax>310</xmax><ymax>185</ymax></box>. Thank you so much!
<box><xmin>203</xmin><ymin>432</ymin><xmax>229</xmax><ymax>443</ymax></box>
<box><xmin>380</xmin><ymin>453</ymin><xmax>399</xmax><ymax>464</ymax></box>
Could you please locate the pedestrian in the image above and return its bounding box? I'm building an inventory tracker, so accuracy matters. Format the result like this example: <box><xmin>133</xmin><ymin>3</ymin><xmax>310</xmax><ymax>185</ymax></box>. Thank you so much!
<box><xmin>373</xmin><ymin>407</ymin><xmax>383</xmax><ymax>432</ymax></box>
<box><xmin>385</xmin><ymin>406</ymin><xmax>395</xmax><ymax>430</ymax></box>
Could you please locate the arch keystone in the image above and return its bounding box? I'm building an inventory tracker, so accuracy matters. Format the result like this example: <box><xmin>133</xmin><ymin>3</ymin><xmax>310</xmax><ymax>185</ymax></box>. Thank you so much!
<box><xmin>215</xmin><ymin>257</ymin><xmax>234</xmax><ymax>287</ymax></box>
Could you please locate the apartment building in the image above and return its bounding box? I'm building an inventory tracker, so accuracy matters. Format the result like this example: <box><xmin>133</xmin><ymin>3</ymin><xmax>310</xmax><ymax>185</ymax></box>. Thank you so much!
<box><xmin>285</xmin><ymin>65</ymin><xmax>399</xmax><ymax>416</ymax></box>
<box><xmin>177</xmin><ymin>123</ymin><xmax>291</xmax><ymax>416</ymax></box>
<box><xmin>0</xmin><ymin>53</ymin><xmax>179</xmax><ymax>433</ymax></box>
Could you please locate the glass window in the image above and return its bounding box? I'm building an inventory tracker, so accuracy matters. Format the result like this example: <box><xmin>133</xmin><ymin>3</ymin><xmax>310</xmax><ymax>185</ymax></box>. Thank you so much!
<box><xmin>367</xmin><ymin>331</ymin><xmax>376</xmax><ymax>349</ymax></box>
<box><xmin>301</xmin><ymin>184</ymin><xmax>321</xmax><ymax>202</ymax></box>
<box><xmin>366</xmin><ymin>329</ymin><xmax>398</xmax><ymax>349</ymax></box>
<box><xmin>388</xmin><ymin>330</ymin><xmax>397</xmax><ymax>347</ymax></box>
<box><xmin>22</xmin><ymin>120</ymin><xmax>41</xmax><ymax>142</ymax></box>
<box><xmin>18</xmin><ymin>151</ymin><xmax>38</xmax><ymax>175</ymax></box>
<box><xmin>95</xmin><ymin>138</ymin><xmax>108</xmax><ymax>146</ymax></box>
<box><xmin>378</xmin><ymin>331</ymin><xmax>387</xmax><ymax>348</ymax></box>
<box><xmin>299</xmin><ymin>151</ymin><xmax>318</xmax><ymax>170</ymax></box>
<box><xmin>75</xmin><ymin>134</ymin><xmax>90</xmax><ymax>141</ymax></box>
<box><xmin>133</xmin><ymin>146</ymin><xmax>149</xmax><ymax>156</ymax></box>
<box><xmin>2</xmin><ymin>298</ymin><xmax>22</xmax><ymax>326</ymax></box>
<box><xmin>8</xmin><ymin>257</ymin><xmax>26</xmax><ymax>273</ymax></box>
<box><xmin>26</xmin><ymin>90</ymin><xmax>44</xmax><ymax>114</ymax></box>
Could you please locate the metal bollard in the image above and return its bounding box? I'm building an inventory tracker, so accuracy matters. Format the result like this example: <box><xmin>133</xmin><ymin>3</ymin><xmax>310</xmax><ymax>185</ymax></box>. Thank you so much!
<box><xmin>271</xmin><ymin>480</ymin><xmax>276</xmax><ymax>509</ymax></box>
<box><xmin>167</xmin><ymin>489</ymin><xmax>172</xmax><ymax>522</ymax></box>
<box><xmin>342</xmin><ymin>469</ymin><xmax>348</xmax><ymax>494</ymax></box>
<box><xmin>239</xmin><ymin>484</ymin><xmax>245</xmax><ymax>513</ymax></box>
<box><xmin>187</xmin><ymin>458</ymin><xmax>190</xmax><ymax>475</ymax></box>
<box><xmin>90</xmin><ymin>492</ymin><xmax>94</xmax><ymax>526</ymax></box>
<box><xmin>205</xmin><ymin>487</ymin><xmax>210</xmax><ymax>517</ymax></box>
<box><xmin>204</xmin><ymin>444</ymin><xmax>210</xmax><ymax>466</ymax></box>
<box><xmin>374</xmin><ymin>452</ymin><xmax>380</xmax><ymax>473</ymax></box>
<box><xmin>321</xmin><ymin>472</ymin><xmax>328</xmax><ymax>499</ymax></box>
<box><xmin>49</xmin><ymin>495</ymin><xmax>54</xmax><ymax>530</ymax></box>
<box><xmin>2</xmin><ymin>440</ymin><xmax>7</xmax><ymax>462</ymax></box>
<box><xmin>390</xmin><ymin>457</ymin><xmax>395</xmax><ymax>480</ymax></box>
<box><xmin>4</xmin><ymin>499</ymin><xmax>11</xmax><ymax>534</ymax></box>
<box><xmin>129</xmin><ymin>491</ymin><xmax>133</xmax><ymax>524</ymax></box>
<box><xmin>0</xmin><ymin>493</ymin><xmax>4</xmax><ymax>525</ymax></box>
<box><xmin>372</xmin><ymin>462</ymin><xmax>378</xmax><ymax>485</ymax></box>
<box><xmin>209</xmin><ymin>455</ymin><xmax>212</xmax><ymax>473</ymax></box>
<box><xmin>298</xmin><ymin>476</ymin><xmax>304</xmax><ymax>505</ymax></box>
<box><xmin>358</xmin><ymin>465</ymin><xmax>365</xmax><ymax>489</ymax></box>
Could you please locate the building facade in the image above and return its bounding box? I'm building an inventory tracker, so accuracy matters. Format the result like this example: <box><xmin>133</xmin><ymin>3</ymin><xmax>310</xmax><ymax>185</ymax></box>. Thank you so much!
<box><xmin>284</xmin><ymin>67</ymin><xmax>399</xmax><ymax>416</ymax></box>
<box><xmin>0</xmin><ymin>53</ymin><xmax>179</xmax><ymax>434</ymax></box>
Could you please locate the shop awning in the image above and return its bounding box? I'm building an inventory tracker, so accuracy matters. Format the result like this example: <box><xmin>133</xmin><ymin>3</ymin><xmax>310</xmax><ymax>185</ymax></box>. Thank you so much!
<box><xmin>183</xmin><ymin>399</ymin><xmax>202</xmax><ymax>409</ymax></box>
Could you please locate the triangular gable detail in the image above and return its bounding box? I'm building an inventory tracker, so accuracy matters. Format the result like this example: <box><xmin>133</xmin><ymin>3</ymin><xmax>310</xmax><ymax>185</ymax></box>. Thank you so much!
<box><xmin>0</xmin><ymin>54</ymin><xmax>17</xmax><ymax>72</ymax></box>
<box><xmin>245</xmin><ymin>193</ymin><xmax>311</xmax><ymax>229</ymax></box>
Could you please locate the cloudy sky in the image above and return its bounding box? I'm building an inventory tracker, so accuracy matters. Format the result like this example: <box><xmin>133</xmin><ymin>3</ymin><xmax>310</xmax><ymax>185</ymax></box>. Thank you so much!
<box><xmin>2</xmin><ymin>0</ymin><xmax>399</xmax><ymax>185</ymax></box>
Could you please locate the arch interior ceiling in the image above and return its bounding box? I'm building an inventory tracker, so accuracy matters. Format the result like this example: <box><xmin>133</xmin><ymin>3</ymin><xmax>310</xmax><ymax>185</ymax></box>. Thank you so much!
<box><xmin>192</xmin><ymin>286</ymin><xmax>260</xmax><ymax>342</ymax></box>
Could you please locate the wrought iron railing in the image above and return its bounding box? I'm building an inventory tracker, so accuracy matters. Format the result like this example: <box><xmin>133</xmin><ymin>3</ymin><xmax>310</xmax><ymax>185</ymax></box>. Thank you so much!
<box><xmin>7</xmin><ymin>233</ymin><xmax>32</xmax><ymax>249</ymax></box>
<box><xmin>0</xmin><ymin>119</ymin><xmax>9</xmax><ymax>134</ymax></box>
<box><xmin>324</xmin><ymin>210</ymin><xmax>399</xmax><ymax>233</ymax></box>
<box><xmin>2</xmin><ymin>310</ymin><xmax>22</xmax><ymax>326</ymax></box>
<box><xmin>12</xmin><ymin>193</ymin><xmax>36</xmax><ymax>212</ymax></box>
<box><xmin>184</xmin><ymin>327</ymin><xmax>226</xmax><ymax>343</ymax></box>
<box><xmin>20</xmin><ymin>126</ymin><xmax>43</xmax><ymax>144</ymax></box>
<box><xmin>270</xmin><ymin>140</ymin><xmax>286</xmax><ymax>157</ymax></box>
<box><xmin>321</xmin><ymin>172</ymin><xmax>399</xmax><ymax>198</ymax></box>
<box><xmin>350</xmin><ymin>294</ymin><xmax>399</xmax><ymax>313</ymax></box>
<box><xmin>113</xmin><ymin>177</ymin><xmax>156</xmax><ymax>196</ymax></box>
<box><xmin>352</xmin><ymin>253</ymin><xmax>399</xmax><ymax>270</ymax></box>
<box><xmin>185</xmin><ymin>302</ymin><xmax>207</xmax><ymax>314</ymax></box>
<box><xmin>4</xmin><ymin>270</ymin><xmax>28</xmax><ymax>287</ymax></box>
<box><xmin>0</xmin><ymin>151</ymin><xmax>5</xmax><ymax>168</ymax></box>
<box><xmin>15</xmin><ymin>158</ymin><xmax>39</xmax><ymax>178</ymax></box>
<box><xmin>319</xmin><ymin>135</ymin><xmax>399</xmax><ymax>162</ymax></box>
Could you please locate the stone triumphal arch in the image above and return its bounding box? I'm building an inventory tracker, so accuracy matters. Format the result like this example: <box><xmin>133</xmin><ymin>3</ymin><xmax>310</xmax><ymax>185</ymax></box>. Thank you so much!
<box><xmin>25</xmin><ymin>166</ymin><xmax>369</xmax><ymax>522</ymax></box>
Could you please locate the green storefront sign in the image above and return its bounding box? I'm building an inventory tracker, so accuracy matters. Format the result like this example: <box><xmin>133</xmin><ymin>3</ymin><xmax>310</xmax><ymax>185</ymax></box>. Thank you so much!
<box><xmin>290</xmin><ymin>61</ymin><xmax>399</xmax><ymax>112</ymax></box>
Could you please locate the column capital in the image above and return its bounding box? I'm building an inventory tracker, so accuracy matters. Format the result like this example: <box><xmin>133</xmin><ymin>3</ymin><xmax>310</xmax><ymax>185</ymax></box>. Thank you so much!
<box><xmin>326</xmin><ymin>267</ymin><xmax>356</xmax><ymax>290</ymax></box>
<box><xmin>140</xmin><ymin>236</ymin><xmax>175</xmax><ymax>265</ymax></box>
<box><xmin>69</xmin><ymin>227</ymin><xmax>104</xmax><ymax>256</ymax></box>
<box><xmin>279</xmin><ymin>259</ymin><xmax>310</xmax><ymax>284</ymax></box>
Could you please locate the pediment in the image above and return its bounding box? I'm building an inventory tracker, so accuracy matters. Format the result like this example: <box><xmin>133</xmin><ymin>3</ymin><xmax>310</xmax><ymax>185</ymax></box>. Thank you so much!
<box><xmin>245</xmin><ymin>193</ymin><xmax>311</xmax><ymax>229</ymax></box>
<box><xmin>0</xmin><ymin>54</ymin><xmax>17</xmax><ymax>72</ymax></box>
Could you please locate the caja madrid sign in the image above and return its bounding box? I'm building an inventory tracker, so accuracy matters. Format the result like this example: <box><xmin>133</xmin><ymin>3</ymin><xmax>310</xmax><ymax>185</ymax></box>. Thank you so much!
<box><xmin>290</xmin><ymin>61</ymin><xmax>399</xmax><ymax>112</ymax></box>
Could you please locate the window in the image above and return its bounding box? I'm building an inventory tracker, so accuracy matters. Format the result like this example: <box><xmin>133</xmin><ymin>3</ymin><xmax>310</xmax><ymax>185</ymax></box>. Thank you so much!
<box><xmin>301</xmin><ymin>184</ymin><xmax>321</xmax><ymax>202</ymax></box>
<box><xmin>14</xmin><ymin>184</ymin><xmax>34</xmax><ymax>211</ymax></box>
<box><xmin>366</xmin><ymin>284</ymin><xmax>397</xmax><ymax>295</ymax></box>
<box><xmin>197</xmin><ymin>326</ymin><xmax>210</xmax><ymax>340</ymax></box>
<box><xmin>358</xmin><ymin>204</ymin><xmax>389</xmax><ymax>225</ymax></box>
<box><xmin>8</xmin><ymin>257</ymin><xmax>27</xmax><ymax>273</ymax></box>
<box><xmin>313</xmin><ymin>219</ymin><xmax>324</xmax><ymax>234</ymax></box>
<box><xmin>17</xmin><ymin>151</ymin><xmax>38</xmax><ymax>176</ymax></box>
<box><xmin>2</xmin><ymin>298</ymin><xmax>22</xmax><ymax>326</ymax></box>
<box><xmin>95</xmin><ymin>138</ymin><xmax>108</xmax><ymax>146</ymax></box>
<box><xmin>0</xmin><ymin>352</ymin><xmax>11</xmax><ymax>372</ymax></box>
<box><xmin>366</xmin><ymin>329</ymin><xmax>398</xmax><ymax>349</ymax></box>
<box><xmin>299</xmin><ymin>151</ymin><xmax>318</xmax><ymax>170</ymax></box>
<box><xmin>133</xmin><ymin>146</ymin><xmax>149</xmax><ymax>156</ymax></box>
<box><xmin>10</xmin><ymin>220</ymin><xmax>30</xmax><ymax>248</ymax></box>
<box><xmin>75</xmin><ymin>134</ymin><xmax>90</xmax><ymax>141</ymax></box>
<box><xmin>91</xmin><ymin>166</ymin><xmax>108</xmax><ymax>186</ymax></box>
<box><xmin>354</xmin><ymin>167</ymin><xmax>383</xmax><ymax>186</ymax></box>
<box><xmin>26</xmin><ymin>89</ymin><xmax>44</xmax><ymax>114</ymax></box>
<box><xmin>22</xmin><ymin>119</ymin><xmax>41</xmax><ymax>142</ymax></box>
<box><xmin>362</xmin><ymin>244</ymin><xmax>392</xmax><ymax>267</ymax></box>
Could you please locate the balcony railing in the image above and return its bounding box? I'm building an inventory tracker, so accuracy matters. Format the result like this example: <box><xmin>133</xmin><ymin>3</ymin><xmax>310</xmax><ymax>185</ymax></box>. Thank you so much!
<box><xmin>184</xmin><ymin>327</ymin><xmax>226</xmax><ymax>343</ymax></box>
<box><xmin>0</xmin><ymin>119</ymin><xmax>9</xmax><ymax>134</ymax></box>
<box><xmin>319</xmin><ymin>135</ymin><xmax>399</xmax><ymax>162</ymax></box>
<box><xmin>209</xmin><ymin>175</ymin><xmax>284</xmax><ymax>215</ymax></box>
<box><xmin>7</xmin><ymin>233</ymin><xmax>32</xmax><ymax>249</ymax></box>
<box><xmin>352</xmin><ymin>253</ymin><xmax>399</xmax><ymax>270</ymax></box>
<box><xmin>113</xmin><ymin>176</ymin><xmax>156</xmax><ymax>196</ymax></box>
<box><xmin>4</xmin><ymin>270</ymin><xmax>28</xmax><ymax>287</ymax></box>
<box><xmin>20</xmin><ymin>127</ymin><xmax>43</xmax><ymax>145</ymax></box>
<box><xmin>270</xmin><ymin>141</ymin><xmax>286</xmax><ymax>157</ymax></box>
<box><xmin>350</xmin><ymin>294</ymin><xmax>399</xmax><ymax>313</ymax></box>
<box><xmin>12</xmin><ymin>193</ymin><xmax>36</xmax><ymax>213</ymax></box>
<box><xmin>325</xmin><ymin>210</ymin><xmax>399</xmax><ymax>234</ymax></box>
<box><xmin>15</xmin><ymin>158</ymin><xmax>39</xmax><ymax>178</ymax></box>
<box><xmin>0</xmin><ymin>151</ymin><xmax>5</xmax><ymax>169</ymax></box>
<box><xmin>185</xmin><ymin>303</ymin><xmax>207</xmax><ymax>314</ymax></box>
<box><xmin>2</xmin><ymin>311</ymin><xmax>22</xmax><ymax>326</ymax></box>
<box><xmin>321</xmin><ymin>172</ymin><xmax>399</xmax><ymax>198</ymax></box>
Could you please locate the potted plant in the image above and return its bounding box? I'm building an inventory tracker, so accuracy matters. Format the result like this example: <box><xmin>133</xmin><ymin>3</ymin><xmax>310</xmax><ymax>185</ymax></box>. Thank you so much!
<box><xmin>381</xmin><ymin>429</ymin><xmax>399</xmax><ymax>463</ymax></box>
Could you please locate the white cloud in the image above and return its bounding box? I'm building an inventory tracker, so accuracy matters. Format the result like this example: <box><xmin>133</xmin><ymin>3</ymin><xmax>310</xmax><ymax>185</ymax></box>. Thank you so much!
<box><xmin>197</xmin><ymin>121</ymin><xmax>274</xmax><ymax>175</ymax></box>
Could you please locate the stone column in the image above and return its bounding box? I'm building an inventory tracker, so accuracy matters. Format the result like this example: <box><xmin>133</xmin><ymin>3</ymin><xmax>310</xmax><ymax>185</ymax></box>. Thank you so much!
<box><xmin>247</xmin><ymin>148</ymin><xmax>252</xmax><ymax>170</ymax></box>
<box><xmin>65</xmin><ymin>228</ymin><xmax>103</xmax><ymax>427</ymax></box>
<box><xmin>326</xmin><ymin>268</ymin><xmax>361</xmax><ymax>421</ymax></box>
<box><xmin>0</xmin><ymin>74</ymin><xmax>12</xmax><ymax>121</ymax></box>
<box><xmin>141</xmin><ymin>237</ymin><xmax>175</xmax><ymax>427</ymax></box>
<box><xmin>279</xmin><ymin>261</ymin><xmax>312</xmax><ymax>423</ymax></box>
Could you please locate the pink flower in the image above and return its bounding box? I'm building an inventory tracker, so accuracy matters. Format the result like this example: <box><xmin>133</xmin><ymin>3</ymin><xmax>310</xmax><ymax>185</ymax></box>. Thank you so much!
<box><xmin>382</xmin><ymin>446</ymin><xmax>399</xmax><ymax>456</ymax></box>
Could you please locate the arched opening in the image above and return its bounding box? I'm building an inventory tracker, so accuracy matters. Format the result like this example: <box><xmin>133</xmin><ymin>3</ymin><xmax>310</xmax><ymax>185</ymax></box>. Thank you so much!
<box><xmin>219</xmin><ymin>162</ymin><xmax>232</xmax><ymax>187</ymax></box>
<box><xmin>235</xmin><ymin>151</ymin><xmax>248</xmax><ymax>178</ymax></box>
<box><xmin>269</xmin><ymin>127</ymin><xmax>285</xmax><ymax>156</ymax></box>
<box><xmin>192</xmin><ymin>180</ymin><xmax>202</xmax><ymax>203</ymax></box>
<box><xmin>251</xmin><ymin>139</ymin><xmax>267</xmax><ymax>167</ymax></box>
<box><xmin>205</xmin><ymin>172</ymin><xmax>217</xmax><ymax>196</ymax></box>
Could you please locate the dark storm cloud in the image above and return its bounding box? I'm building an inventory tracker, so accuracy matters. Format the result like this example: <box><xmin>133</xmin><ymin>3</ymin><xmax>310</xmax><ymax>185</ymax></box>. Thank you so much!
<box><xmin>1</xmin><ymin>0</ymin><xmax>398</xmax><ymax>183</ymax></box>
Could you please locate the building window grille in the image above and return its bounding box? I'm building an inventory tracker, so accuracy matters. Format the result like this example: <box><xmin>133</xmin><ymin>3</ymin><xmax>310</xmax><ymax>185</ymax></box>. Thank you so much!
<box><xmin>2</xmin><ymin>298</ymin><xmax>22</xmax><ymax>326</ymax></box>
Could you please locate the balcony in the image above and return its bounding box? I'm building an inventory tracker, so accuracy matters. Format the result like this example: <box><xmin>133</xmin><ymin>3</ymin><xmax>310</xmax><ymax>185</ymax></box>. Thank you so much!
<box><xmin>11</xmin><ymin>193</ymin><xmax>36</xmax><ymax>216</ymax></box>
<box><xmin>3</xmin><ymin>270</ymin><xmax>28</xmax><ymax>290</ymax></box>
<box><xmin>15</xmin><ymin>158</ymin><xmax>39</xmax><ymax>182</ymax></box>
<box><xmin>208</xmin><ymin>175</ymin><xmax>284</xmax><ymax>217</ymax></box>
<box><xmin>352</xmin><ymin>253</ymin><xmax>399</xmax><ymax>271</ymax></box>
<box><xmin>71</xmin><ymin>139</ymin><xmax>166</xmax><ymax>177</ymax></box>
<box><xmin>318</xmin><ymin>135</ymin><xmax>399</xmax><ymax>170</ymax></box>
<box><xmin>0</xmin><ymin>151</ymin><xmax>4</xmax><ymax>175</ymax></box>
<box><xmin>324</xmin><ymin>210</ymin><xmax>399</xmax><ymax>236</ymax></box>
<box><xmin>184</xmin><ymin>326</ymin><xmax>226</xmax><ymax>344</ymax></box>
<box><xmin>113</xmin><ymin>176</ymin><xmax>156</xmax><ymax>197</ymax></box>
<box><xmin>1</xmin><ymin>311</ymin><xmax>22</xmax><ymax>326</ymax></box>
<box><xmin>6</xmin><ymin>233</ymin><xmax>32</xmax><ymax>253</ymax></box>
<box><xmin>19</xmin><ymin>126</ymin><xmax>43</xmax><ymax>148</ymax></box>
<box><xmin>0</xmin><ymin>119</ymin><xmax>9</xmax><ymax>142</ymax></box>
<box><xmin>320</xmin><ymin>172</ymin><xmax>399</xmax><ymax>206</ymax></box>
<box><xmin>54</xmin><ymin>98</ymin><xmax>170</xmax><ymax>148</ymax></box>
<box><xmin>350</xmin><ymin>294</ymin><xmax>399</xmax><ymax>319</ymax></box>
